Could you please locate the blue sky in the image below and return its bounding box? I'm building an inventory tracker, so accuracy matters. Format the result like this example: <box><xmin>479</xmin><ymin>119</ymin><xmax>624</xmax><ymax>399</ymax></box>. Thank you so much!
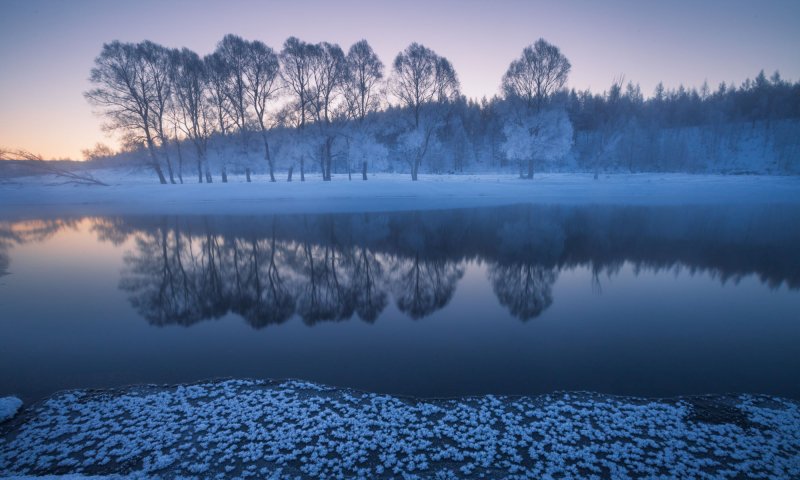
<box><xmin>1</xmin><ymin>0</ymin><xmax>798</xmax><ymax>158</ymax></box>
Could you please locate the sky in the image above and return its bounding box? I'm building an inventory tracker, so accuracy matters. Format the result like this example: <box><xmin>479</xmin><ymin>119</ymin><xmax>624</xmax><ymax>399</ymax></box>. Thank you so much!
<box><xmin>0</xmin><ymin>0</ymin><xmax>798</xmax><ymax>160</ymax></box>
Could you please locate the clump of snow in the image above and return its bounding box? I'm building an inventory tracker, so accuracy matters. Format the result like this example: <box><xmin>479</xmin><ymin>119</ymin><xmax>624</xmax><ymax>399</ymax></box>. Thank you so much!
<box><xmin>1</xmin><ymin>380</ymin><xmax>798</xmax><ymax>478</ymax></box>
<box><xmin>0</xmin><ymin>396</ymin><xmax>22</xmax><ymax>423</ymax></box>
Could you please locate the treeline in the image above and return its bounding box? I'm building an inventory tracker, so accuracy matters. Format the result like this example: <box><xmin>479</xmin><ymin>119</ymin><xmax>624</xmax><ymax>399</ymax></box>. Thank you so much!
<box><xmin>85</xmin><ymin>35</ymin><xmax>800</xmax><ymax>182</ymax></box>
<box><xmin>562</xmin><ymin>72</ymin><xmax>800</xmax><ymax>172</ymax></box>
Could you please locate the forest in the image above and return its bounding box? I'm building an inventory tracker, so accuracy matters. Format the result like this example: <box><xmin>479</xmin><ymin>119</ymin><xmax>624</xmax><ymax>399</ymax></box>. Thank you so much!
<box><xmin>77</xmin><ymin>36</ymin><xmax>800</xmax><ymax>183</ymax></box>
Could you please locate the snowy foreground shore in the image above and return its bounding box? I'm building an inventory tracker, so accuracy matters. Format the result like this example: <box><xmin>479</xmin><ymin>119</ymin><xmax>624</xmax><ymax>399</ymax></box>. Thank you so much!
<box><xmin>1</xmin><ymin>379</ymin><xmax>799</xmax><ymax>479</ymax></box>
<box><xmin>1</xmin><ymin>172</ymin><xmax>800</xmax><ymax>217</ymax></box>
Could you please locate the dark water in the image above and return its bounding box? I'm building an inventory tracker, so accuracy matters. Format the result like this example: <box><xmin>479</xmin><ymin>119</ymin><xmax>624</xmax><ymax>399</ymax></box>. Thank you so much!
<box><xmin>1</xmin><ymin>204</ymin><xmax>799</xmax><ymax>402</ymax></box>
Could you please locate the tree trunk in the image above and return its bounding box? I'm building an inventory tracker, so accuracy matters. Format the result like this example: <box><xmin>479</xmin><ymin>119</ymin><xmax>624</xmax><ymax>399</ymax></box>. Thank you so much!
<box><xmin>144</xmin><ymin>133</ymin><xmax>167</xmax><ymax>184</ymax></box>
<box><xmin>245</xmin><ymin>168</ymin><xmax>251</xmax><ymax>183</ymax></box>
<box><xmin>319</xmin><ymin>145</ymin><xmax>327</xmax><ymax>181</ymax></box>
<box><xmin>164</xmin><ymin>151</ymin><xmax>176</xmax><ymax>184</ymax></box>
<box><xmin>221</xmin><ymin>166</ymin><xmax>228</xmax><ymax>183</ymax></box>
<box><xmin>527</xmin><ymin>158</ymin><xmax>534</xmax><ymax>179</ymax></box>
<box><xmin>323</xmin><ymin>137</ymin><xmax>334</xmax><ymax>181</ymax></box>
<box><xmin>362</xmin><ymin>161</ymin><xmax>368</xmax><ymax>180</ymax></box>
<box><xmin>263</xmin><ymin>133</ymin><xmax>275</xmax><ymax>182</ymax></box>
<box><xmin>153</xmin><ymin>163</ymin><xmax>168</xmax><ymax>184</ymax></box>
<box><xmin>176</xmin><ymin>142</ymin><xmax>184</xmax><ymax>184</ymax></box>
<box><xmin>300</xmin><ymin>156</ymin><xmax>305</xmax><ymax>182</ymax></box>
<box><xmin>287</xmin><ymin>166</ymin><xmax>293</xmax><ymax>182</ymax></box>
<box><xmin>206</xmin><ymin>170</ymin><xmax>213</xmax><ymax>183</ymax></box>
<box><xmin>197</xmin><ymin>161</ymin><xmax>204</xmax><ymax>183</ymax></box>
<box><xmin>328</xmin><ymin>148</ymin><xmax>333</xmax><ymax>181</ymax></box>
<box><xmin>159</xmin><ymin>135</ymin><xmax>176</xmax><ymax>184</ymax></box>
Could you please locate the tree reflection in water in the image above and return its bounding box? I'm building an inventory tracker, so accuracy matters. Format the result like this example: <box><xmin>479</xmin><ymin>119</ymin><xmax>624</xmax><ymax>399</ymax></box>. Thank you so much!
<box><xmin>3</xmin><ymin>204</ymin><xmax>799</xmax><ymax>326</ymax></box>
<box><xmin>489</xmin><ymin>264</ymin><xmax>555</xmax><ymax>321</ymax></box>
<box><xmin>390</xmin><ymin>254</ymin><xmax>464</xmax><ymax>320</ymax></box>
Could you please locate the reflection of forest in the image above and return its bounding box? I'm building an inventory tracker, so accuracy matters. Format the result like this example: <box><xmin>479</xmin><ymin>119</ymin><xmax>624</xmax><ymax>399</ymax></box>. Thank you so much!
<box><xmin>118</xmin><ymin>222</ymin><xmax>466</xmax><ymax>327</ymax></box>
<box><xmin>3</xmin><ymin>204</ymin><xmax>799</xmax><ymax>326</ymax></box>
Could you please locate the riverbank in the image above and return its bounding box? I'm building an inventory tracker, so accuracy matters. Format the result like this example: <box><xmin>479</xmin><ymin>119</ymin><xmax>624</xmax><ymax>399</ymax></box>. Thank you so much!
<box><xmin>1</xmin><ymin>378</ymin><xmax>798</xmax><ymax>479</ymax></box>
<box><xmin>1</xmin><ymin>172</ymin><xmax>799</xmax><ymax>218</ymax></box>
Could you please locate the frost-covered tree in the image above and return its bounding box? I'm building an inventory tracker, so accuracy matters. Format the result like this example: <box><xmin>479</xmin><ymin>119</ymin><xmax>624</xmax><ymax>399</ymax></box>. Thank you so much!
<box><xmin>280</xmin><ymin>37</ymin><xmax>315</xmax><ymax>129</ymax></box>
<box><xmin>344</xmin><ymin>40</ymin><xmax>384</xmax><ymax>122</ymax></box>
<box><xmin>347</xmin><ymin>128</ymin><xmax>389</xmax><ymax>179</ymax></box>
<box><xmin>243</xmin><ymin>40</ymin><xmax>281</xmax><ymax>182</ymax></box>
<box><xmin>170</xmin><ymin>48</ymin><xmax>213</xmax><ymax>183</ymax></box>
<box><xmin>279</xmin><ymin>37</ymin><xmax>317</xmax><ymax>178</ymax></box>
<box><xmin>81</xmin><ymin>143</ymin><xmax>114</xmax><ymax>161</ymax></box>
<box><xmin>203</xmin><ymin>52</ymin><xmax>232</xmax><ymax>136</ymax></box>
<box><xmin>139</xmin><ymin>41</ymin><xmax>178</xmax><ymax>184</ymax></box>
<box><xmin>390</xmin><ymin>43</ymin><xmax>460</xmax><ymax>180</ymax></box>
<box><xmin>502</xmin><ymin>39</ymin><xmax>571</xmax><ymax>112</ymax></box>
<box><xmin>214</xmin><ymin>35</ymin><xmax>252</xmax><ymax>181</ymax></box>
<box><xmin>307</xmin><ymin>42</ymin><xmax>348</xmax><ymax>180</ymax></box>
<box><xmin>215</xmin><ymin>35</ymin><xmax>250</xmax><ymax>140</ymax></box>
<box><xmin>391</xmin><ymin>43</ymin><xmax>459</xmax><ymax>128</ymax></box>
<box><xmin>85</xmin><ymin>41</ymin><xmax>170</xmax><ymax>183</ymax></box>
<box><xmin>501</xmin><ymin>108</ymin><xmax>573</xmax><ymax>178</ymax></box>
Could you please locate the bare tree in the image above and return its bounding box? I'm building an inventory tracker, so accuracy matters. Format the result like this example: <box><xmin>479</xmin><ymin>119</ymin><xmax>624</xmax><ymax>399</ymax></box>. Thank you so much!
<box><xmin>280</xmin><ymin>37</ymin><xmax>316</xmax><ymax>179</ymax></box>
<box><xmin>308</xmin><ymin>42</ymin><xmax>348</xmax><ymax>181</ymax></box>
<box><xmin>243</xmin><ymin>40</ymin><xmax>281</xmax><ymax>182</ymax></box>
<box><xmin>170</xmin><ymin>48</ymin><xmax>213</xmax><ymax>183</ymax></box>
<box><xmin>214</xmin><ymin>34</ymin><xmax>253</xmax><ymax>181</ymax></box>
<box><xmin>344</xmin><ymin>40</ymin><xmax>384</xmax><ymax>122</ymax></box>
<box><xmin>391</xmin><ymin>43</ymin><xmax>459</xmax><ymax>127</ymax></box>
<box><xmin>280</xmin><ymin>37</ymin><xmax>315</xmax><ymax>129</ymax></box>
<box><xmin>139</xmin><ymin>41</ymin><xmax>178</xmax><ymax>184</ymax></box>
<box><xmin>85</xmin><ymin>41</ymin><xmax>168</xmax><ymax>183</ymax></box>
<box><xmin>502</xmin><ymin>38</ymin><xmax>571</xmax><ymax>112</ymax></box>
<box><xmin>216</xmin><ymin>35</ymin><xmax>250</xmax><ymax>139</ymax></box>
<box><xmin>0</xmin><ymin>148</ymin><xmax>108</xmax><ymax>185</ymax></box>
<box><xmin>203</xmin><ymin>52</ymin><xmax>232</xmax><ymax>182</ymax></box>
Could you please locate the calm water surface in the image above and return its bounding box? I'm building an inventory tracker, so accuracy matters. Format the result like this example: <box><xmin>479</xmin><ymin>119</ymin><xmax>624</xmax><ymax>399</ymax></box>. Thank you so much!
<box><xmin>1</xmin><ymin>204</ymin><xmax>799</xmax><ymax>401</ymax></box>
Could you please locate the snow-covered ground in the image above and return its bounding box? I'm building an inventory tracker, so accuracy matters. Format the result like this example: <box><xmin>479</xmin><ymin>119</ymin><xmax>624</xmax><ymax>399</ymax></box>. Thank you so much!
<box><xmin>1</xmin><ymin>170</ymin><xmax>799</xmax><ymax>217</ymax></box>
<box><xmin>1</xmin><ymin>379</ymin><xmax>798</xmax><ymax>479</ymax></box>
<box><xmin>0</xmin><ymin>396</ymin><xmax>23</xmax><ymax>423</ymax></box>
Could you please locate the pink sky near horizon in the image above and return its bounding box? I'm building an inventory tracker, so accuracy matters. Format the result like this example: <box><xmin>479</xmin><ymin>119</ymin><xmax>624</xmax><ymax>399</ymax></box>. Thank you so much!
<box><xmin>1</xmin><ymin>0</ymin><xmax>798</xmax><ymax>160</ymax></box>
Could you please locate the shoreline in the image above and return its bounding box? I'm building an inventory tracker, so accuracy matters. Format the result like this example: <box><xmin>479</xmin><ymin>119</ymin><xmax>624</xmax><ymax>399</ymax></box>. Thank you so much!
<box><xmin>1</xmin><ymin>173</ymin><xmax>799</xmax><ymax>218</ymax></box>
<box><xmin>2</xmin><ymin>378</ymin><xmax>799</xmax><ymax>478</ymax></box>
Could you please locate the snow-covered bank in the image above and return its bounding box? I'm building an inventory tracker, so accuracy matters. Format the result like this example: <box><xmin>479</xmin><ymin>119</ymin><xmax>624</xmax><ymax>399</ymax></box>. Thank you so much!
<box><xmin>1</xmin><ymin>172</ymin><xmax>799</xmax><ymax>218</ymax></box>
<box><xmin>0</xmin><ymin>397</ymin><xmax>23</xmax><ymax>423</ymax></box>
<box><xmin>1</xmin><ymin>379</ymin><xmax>798</xmax><ymax>479</ymax></box>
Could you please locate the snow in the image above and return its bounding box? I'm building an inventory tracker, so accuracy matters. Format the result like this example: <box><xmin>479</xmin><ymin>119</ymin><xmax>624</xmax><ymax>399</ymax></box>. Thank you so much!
<box><xmin>0</xmin><ymin>396</ymin><xmax>23</xmax><ymax>423</ymax></box>
<box><xmin>1</xmin><ymin>171</ymin><xmax>798</xmax><ymax>218</ymax></box>
<box><xmin>1</xmin><ymin>379</ymin><xmax>798</xmax><ymax>478</ymax></box>
<box><xmin>5</xmin><ymin>476</ymin><xmax>136</xmax><ymax>479</ymax></box>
